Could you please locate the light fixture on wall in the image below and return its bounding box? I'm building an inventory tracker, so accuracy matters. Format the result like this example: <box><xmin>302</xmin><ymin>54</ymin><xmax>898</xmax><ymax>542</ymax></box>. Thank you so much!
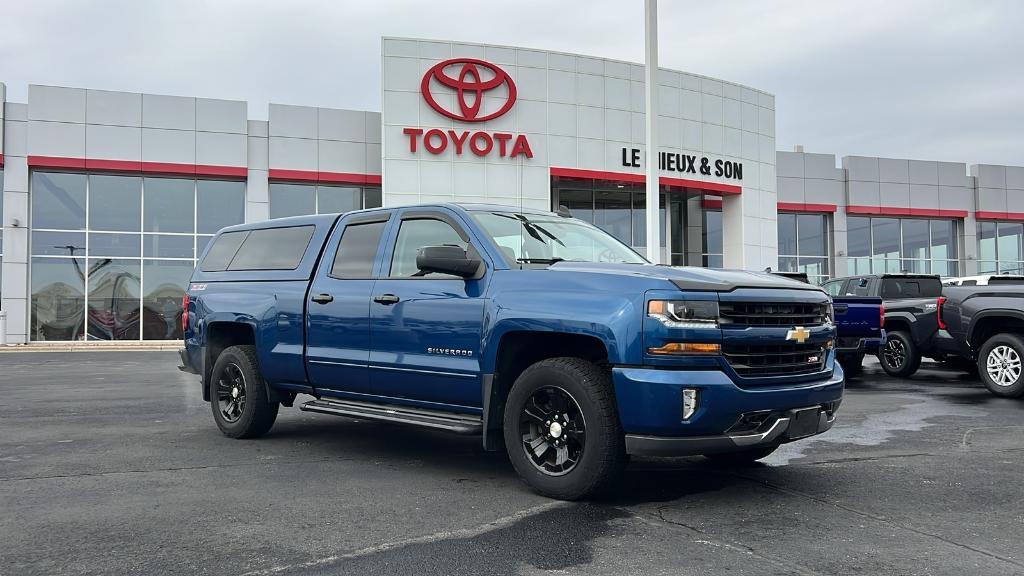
<box><xmin>837</xmin><ymin>250</ymin><xmax>845</xmax><ymax>257</ymax></box>
<box><xmin>10</xmin><ymin>218</ymin><xmax>20</xmax><ymax>228</ymax></box>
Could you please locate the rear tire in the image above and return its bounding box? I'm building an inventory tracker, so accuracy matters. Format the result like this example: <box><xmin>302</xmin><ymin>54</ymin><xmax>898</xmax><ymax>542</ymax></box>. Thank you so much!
<box><xmin>879</xmin><ymin>330</ymin><xmax>921</xmax><ymax>378</ymax></box>
<box><xmin>503</xmin><ymin>357</ymin><xmax>627</xmax><ymax>500</ymax></box>
<box><xmin>210</xmin><ymin>345</ymin><xmax>279</xmax><ymax>438</ymax></box>
<box><xmin>704</xmin><ymin>445</ymin><xmax>778</xmax><ymax>465</ymax></box>
<box><xmin>977</xmin><ymin>333</ymin><xmax>1024</xmax><ymax>398</ymax></box>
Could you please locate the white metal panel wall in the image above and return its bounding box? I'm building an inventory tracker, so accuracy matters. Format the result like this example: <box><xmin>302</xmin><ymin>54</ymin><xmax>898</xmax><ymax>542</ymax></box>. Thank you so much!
<box><xmin>267</xmin><ymin>103</ymin><xmax>380</xmax><ymax>176</ymax></box>
<box><xmin>2</xmin><ymin>97</ymin><xmax>30</xmax><ymax>344</ymax></box>
<box><xmin>380</xmin><ymin>37</ymin><xmax>777</xmax><ymax>270</ymax></box>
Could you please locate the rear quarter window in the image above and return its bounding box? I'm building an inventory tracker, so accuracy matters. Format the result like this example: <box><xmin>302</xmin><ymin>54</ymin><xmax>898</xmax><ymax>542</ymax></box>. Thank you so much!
<box><xmin>200</xmin><ymin>225</ymin><xmax>315</xmax><ymax>272</ymax></box>
<box><xmin>881</xmin><ymin>277</ymin><xmax>942</xmax><ymax>298</ymax></box>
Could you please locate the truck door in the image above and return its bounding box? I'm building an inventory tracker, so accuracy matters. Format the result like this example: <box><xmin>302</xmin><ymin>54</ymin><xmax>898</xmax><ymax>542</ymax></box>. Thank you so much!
<box><xmin>305</xmin><ymin>212</ymin><xmax>391</xmax><ymax>394</ymax></box>
<box><xmin>368</xmin><ymin>209</ymin><xmax>488</xmax><ymax>409</ymax></box>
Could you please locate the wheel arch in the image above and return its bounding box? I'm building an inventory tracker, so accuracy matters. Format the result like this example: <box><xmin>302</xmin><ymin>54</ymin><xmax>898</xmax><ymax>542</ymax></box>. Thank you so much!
<box><xmin>969</xmin><ymin>311</ymin><xmax>1024</xmax><ymax>353</ymax></box>
<box><xmin>481</xmin><ymin>329</ymin><xmax>611</xmax><ymax>451</ymax></box>
<box><xmin>202</xmin><ymin>320</ymin><xmax>257</xmax><ymax>402</ymax></box>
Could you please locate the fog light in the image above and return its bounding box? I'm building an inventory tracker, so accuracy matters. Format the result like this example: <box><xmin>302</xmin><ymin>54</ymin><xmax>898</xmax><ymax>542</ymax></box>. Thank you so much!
<box><xmin>682</xmin><ymin>388</ymin><xmax>700</xmax><ymax>420</ymax></box>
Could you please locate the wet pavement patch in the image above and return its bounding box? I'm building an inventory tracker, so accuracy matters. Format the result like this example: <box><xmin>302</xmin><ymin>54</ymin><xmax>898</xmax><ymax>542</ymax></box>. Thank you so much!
<box><xmin>271</xmin><ymin>503</ymin><xmax>630</xmax><ymax>576</ymax></box>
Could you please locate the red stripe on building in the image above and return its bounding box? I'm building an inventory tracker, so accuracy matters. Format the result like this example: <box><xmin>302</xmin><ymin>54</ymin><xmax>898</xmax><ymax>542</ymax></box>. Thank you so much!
<box><xmin>549</xmin><ymin>167</ymin><xmax>742</xmax><ymax>196</ymax></box>
<box><xmin>702</xmin><ymin>198</ymin><xmax>723</xmax><ymax>210</ymax></box>
<box><xmin>28</xmin><ymin>156</ymin><xmax>247</xmax><ymax>179</ymax></box>
<box><xmin>777</xmin><ymin>202</ymin><xmax>837</xmax><ymax>213</ymax></box>
<box><xmin>268</xmin><ymin>169</ymin><xmax>382</xmax><ymax>186</ymax></box>
<box><xmin>845</xmin><ymin>205</ymin><xmax>968</xmax><ymax>219</ymax></box>
<box><xmin>0</xmin><ymin>153</ymin><xmax>4</xmax><ymax>167</ymax></box>
<box><xmin>976</xmin><ymin>210</ymin><xmax>1024</xmax><ymax>222</ymax></box>
<box><xmin>28</xmin><ymin>155</ymin><xmax>87</xmax><ymax>169</ymax></box>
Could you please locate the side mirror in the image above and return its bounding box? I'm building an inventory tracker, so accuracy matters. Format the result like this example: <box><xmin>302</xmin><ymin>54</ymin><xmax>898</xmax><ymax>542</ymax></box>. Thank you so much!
<box><xmin>416</xmin><ymin>245</ymin><xmax>482</xmax><ymax>278</ymax></box>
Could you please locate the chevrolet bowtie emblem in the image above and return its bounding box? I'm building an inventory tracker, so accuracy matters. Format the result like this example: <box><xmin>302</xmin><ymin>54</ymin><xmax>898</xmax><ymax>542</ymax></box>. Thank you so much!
<box><xmin>786</xmin><ymin>326</ymin><xmax>811</xmax><ymax>344</ymax></box>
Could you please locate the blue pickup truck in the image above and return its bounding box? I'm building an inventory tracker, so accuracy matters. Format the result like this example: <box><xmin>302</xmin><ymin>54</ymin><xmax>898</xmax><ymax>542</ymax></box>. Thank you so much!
<box><xmin>180</xmin><ymin>203</ymin><xmax>844</xmax><ymax>499</ymax></box>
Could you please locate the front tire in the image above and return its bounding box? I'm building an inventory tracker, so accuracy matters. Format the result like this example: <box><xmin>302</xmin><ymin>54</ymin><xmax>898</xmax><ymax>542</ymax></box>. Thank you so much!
<box><xmin>503</xmin><ymin>357</ymin><xmax>627</xmax><ymax>500</ymax></box>
<box><xmin>210</xmin><ymin>345</ymin><xmax>279</xmax><ymax>438</ymax></box>
<box><xmin>977</xmin><ymin>333</ymin><xmax>1024</xmax><ymax>398</ymax></box>
<box><xmin>879</xmin><ymin>330</ymin><xmax>921</xmax><ymax>377</ymax></box>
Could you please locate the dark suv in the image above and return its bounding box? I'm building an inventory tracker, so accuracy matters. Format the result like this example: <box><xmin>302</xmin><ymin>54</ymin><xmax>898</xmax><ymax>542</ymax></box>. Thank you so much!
<box><xmin>823</xmin><ymin>274</ymin><xmax>943</xmax><ymax>377</ymax></box>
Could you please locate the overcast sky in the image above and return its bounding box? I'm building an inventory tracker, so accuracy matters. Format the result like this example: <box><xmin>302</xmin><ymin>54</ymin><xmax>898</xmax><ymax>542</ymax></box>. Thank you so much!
<box><xmin>2</xmin><ymin>0</ymin><xmax>1021</xmax><ymax>166</ymax></box>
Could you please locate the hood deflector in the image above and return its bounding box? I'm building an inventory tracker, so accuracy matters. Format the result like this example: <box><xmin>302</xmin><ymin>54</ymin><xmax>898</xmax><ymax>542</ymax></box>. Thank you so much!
<box><xmin>669</xmin><ymin>277</ymin><xmax>825</xmax><ymax>293</ymax></box>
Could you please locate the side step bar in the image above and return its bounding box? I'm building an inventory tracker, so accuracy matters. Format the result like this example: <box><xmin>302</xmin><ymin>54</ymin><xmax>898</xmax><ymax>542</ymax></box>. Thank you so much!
<box><xmin>299</xmin><ymin>398</ymin><xmax>482</xmax><ymax>435</ymax></box>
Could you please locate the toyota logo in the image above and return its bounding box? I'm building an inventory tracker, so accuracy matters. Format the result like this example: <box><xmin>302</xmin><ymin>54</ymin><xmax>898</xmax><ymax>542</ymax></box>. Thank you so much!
<box><xmin>420</xmin><ymin>58</ymin><xmax>517</xmax><ymax>123</ymax></box>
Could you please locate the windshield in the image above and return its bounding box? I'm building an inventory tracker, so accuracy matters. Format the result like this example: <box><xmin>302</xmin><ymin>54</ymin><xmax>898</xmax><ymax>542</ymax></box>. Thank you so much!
<box><xmin>471</xmin><ymin>211</ymin><xmax>648</xmax><ymax>264</ymax></box>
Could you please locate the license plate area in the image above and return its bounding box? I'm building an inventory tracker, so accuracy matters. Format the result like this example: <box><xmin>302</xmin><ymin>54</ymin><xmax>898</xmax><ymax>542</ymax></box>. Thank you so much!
<box><xmin>786</xmin><ymin>407</ymin><xmax>821</xmax><ymax>439</ymax></box>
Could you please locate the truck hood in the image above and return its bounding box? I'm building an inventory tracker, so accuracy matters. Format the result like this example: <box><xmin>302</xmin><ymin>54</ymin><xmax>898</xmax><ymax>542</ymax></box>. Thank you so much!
<box><xmin>547</xmin><ymin>262</ymin><xmax>825</xmax><ymax>292</ymax></box>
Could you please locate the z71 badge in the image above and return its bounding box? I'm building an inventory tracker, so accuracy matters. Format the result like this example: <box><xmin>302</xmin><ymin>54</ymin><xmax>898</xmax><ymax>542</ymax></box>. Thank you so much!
<box><xmin>427</xmin><ymin>347</ymin><xmax>473</xmax><ymax>357</ymax></box>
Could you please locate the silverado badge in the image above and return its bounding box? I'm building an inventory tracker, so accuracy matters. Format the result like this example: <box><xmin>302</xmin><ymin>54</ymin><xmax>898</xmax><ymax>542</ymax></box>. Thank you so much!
<box><xmin>786</xmin><ymin>326</ymin><xmax>811</xmax><ymax>344</ymax></box>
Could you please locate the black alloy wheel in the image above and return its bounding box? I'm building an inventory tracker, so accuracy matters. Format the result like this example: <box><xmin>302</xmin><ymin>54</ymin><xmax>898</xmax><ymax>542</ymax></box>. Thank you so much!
<box><xmin>503</xmin><ymin>357</ymin><xmax>627</xmax><ymax>500</ymax></box>
<box><xmin>519</xmin><ymin>386</ymin><xmax>587</xmax><ymax>476</ymax></box>
<box><xmin>879</xmin><ymin>330</ymin><xmax>921</xmax><ymax>377</ymax></box>
<box><xmin>883</xmin><ymin>338</ymin><xmax>906</xmax><ymax>370</ymax></box>
<box><xmin>209</xmin><ymin>345</ymin><xmax>279</xmax><ymax>438</ymax></box>
<box><xmin>216</xmin><ymin>362</ymin><xmax>247</xmax><ymax>423</ymax></box>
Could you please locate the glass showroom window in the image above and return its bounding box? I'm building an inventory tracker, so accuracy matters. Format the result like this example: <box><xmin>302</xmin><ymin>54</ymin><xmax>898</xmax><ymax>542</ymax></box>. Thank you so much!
<box><xmin>703</xmin><ymin>209</ymin><xmax>723</xmax><ymax>268</ymax></box>
<box><xmin>846</xmin><ymin>216</ymin><xmax>959</xmax><ymax>276</ymax></box>
<box><xmin>29</xmin><ymin>172</ymin><xmax>245</xmax><ymax>341</ymax></box>
<box><xmin>778</xmin><ymin>213</ymin><xmax>830</xmax><ymax>283</ymax></box>
<box><xmin>553</xmin><ymin>183</ymin><xmax>668</xmax><ymax>253</ymax></box>
<box><xmin>268</xmin><ymin>183</ymin><xmax>383</xmax><ymax>220</ymax></box>
<box><xmin>978</xmin><ymin>221</ymin><xmax>1024</xmax><ymax>274</ymax></box>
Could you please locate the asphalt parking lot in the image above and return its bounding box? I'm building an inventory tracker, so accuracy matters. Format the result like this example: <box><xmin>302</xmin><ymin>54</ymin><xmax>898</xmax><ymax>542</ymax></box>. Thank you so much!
<box><xmin>1</xmin><ymin>352</ymin><xmax>1022</xmax><ymax>576</ymax></box>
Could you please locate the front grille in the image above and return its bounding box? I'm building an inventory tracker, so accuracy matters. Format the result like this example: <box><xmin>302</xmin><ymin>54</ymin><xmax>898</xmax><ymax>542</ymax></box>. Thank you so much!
<box><xmin>722</xmin><ymin>341</ymin><xmax>828</xmax><ymax>377</ymax></box>
<box><xmin>719</xmin><ymin>302</ymin><xmax>827</xmax><ymax>327</ymax></box>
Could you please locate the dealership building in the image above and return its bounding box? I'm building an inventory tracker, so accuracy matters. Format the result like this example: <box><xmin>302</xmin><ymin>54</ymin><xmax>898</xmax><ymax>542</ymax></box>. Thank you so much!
<box><xmin>1</xmin><ymin>37</ymin><xmax>1023</xmax><ymax>345</ymax></box>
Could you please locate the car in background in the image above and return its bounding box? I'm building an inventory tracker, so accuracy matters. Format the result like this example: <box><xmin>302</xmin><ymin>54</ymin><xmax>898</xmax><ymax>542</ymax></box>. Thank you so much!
<box><xmin>775</xmin><ymin>271</ymin><xmax>884</xmax><ymax>377</ymax></box>
<box><xmin>943</xmin><ymin>274</ymin><xmax>1024</xmax><ymax>287</ymax></box>
<box><xmin>823</xmin><ymin>274</ymin><xmax>942</xmax><ymax>378</ymax></box>
<box><xmin>934</xmin><ymin>285</ymin><xmax>1024</xmax><ymax>397</ymax></box>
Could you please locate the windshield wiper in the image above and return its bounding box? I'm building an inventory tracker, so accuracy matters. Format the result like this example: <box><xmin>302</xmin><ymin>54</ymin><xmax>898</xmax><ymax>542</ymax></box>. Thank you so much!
<box><xmin>517</xmin><ymin>257</ymin><xmax>565</xmax><ymax>264</ymax></box>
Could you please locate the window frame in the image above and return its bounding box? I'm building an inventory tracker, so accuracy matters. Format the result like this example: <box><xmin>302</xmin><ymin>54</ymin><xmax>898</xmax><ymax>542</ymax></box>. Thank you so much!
<box><xmin>327</xmin><ymin>214</ymin><xmax>391</xmax><ymax>281</ymax></box>
<box><xmin>385</xmin><ymin>211</ymin><xmax>481</xmax><ymax>281</ymax></box>
<box><xmin>978</xmin><ymin>220</ymin><xmax>1024</xmax><ymax>274</ymax></box>
<box><xmin>847</xmin><ymin>216</ymin><xmax>960</xmax><ymax>276</ymax></box>
<box><xmin>778</xmin><ymin>212</ymin><xmax>831</xmax><ymax>283</ymax></box>
<box><xmin>28</xmin><ymin>172</ymin><xmax>246</xmax><ymax>342</ymax></box>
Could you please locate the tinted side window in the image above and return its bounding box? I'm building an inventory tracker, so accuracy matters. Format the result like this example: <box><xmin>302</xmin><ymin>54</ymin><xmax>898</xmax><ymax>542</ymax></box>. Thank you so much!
<box><xmin>389</xmin><ymin>218</ymin><xmax>468</xmax><ymax>278</ymax></box>
<box><xmin>330</xmin><ymin>221</ymin><xmax>387</xmax><ymax>279</ymax></box>
<box><xmin>918</xmin><ymin>278</ymin><xmax>943</xmax><ymax>297</ymax></box>
<box><xmin>850</xmin><ymin>277</ymin><xmax>872</xmax><ymax>296</ymax></box>
<box><xmin>881</xmin><ymin>279</ymin><xmax>910</xmax><ymax>298</ymax></box>
<box><xmin>228</xmin><ymin>226</ymin><xmax>315</xmax><ymax>271</ymax></box>
<box><xmin>961</xmin><ymin>279</ymin><xmax>977</xmax><ymax>286</ymax></box>
<box><xmin>201</xmin><ymin>231</ymin><xmax>248</xmax><ymax>272</ymax></box>
<box><xmin>881</xmin><ymin>278</ymin><xmax>940</xmax><ymax>298</ymax></box>
<box><xmin>822</xmin><ymin>280</ymin><xmax>845</xmax><ymax>297</ymax></box>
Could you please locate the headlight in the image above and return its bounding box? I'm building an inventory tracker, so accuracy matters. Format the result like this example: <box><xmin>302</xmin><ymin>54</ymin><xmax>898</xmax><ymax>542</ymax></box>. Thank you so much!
<box><xmin>824</xmin><ymin>302</ymin><xmax>834</xmax><ymax>325</ymax></box>
<box><xmin>647</xmin><ymin>300</ymin><xmax>719</xmax><ymax>329</ymax></box>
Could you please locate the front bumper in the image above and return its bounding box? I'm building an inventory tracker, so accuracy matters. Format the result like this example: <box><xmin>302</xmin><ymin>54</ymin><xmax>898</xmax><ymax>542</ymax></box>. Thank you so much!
<box><xmin>613</xmin><ymin>363</ymin><xmax>844</xmax><ymax>456</ymax></box>
<box><xmin>625</xmin><ymin>405</ymin><xmax>837</xmax><ymax>456</ymax></box>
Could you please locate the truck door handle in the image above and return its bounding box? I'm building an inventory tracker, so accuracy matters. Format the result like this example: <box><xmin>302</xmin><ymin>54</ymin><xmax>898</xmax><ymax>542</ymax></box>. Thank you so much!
<box><xmin>833</xmin><ymin>304</ymin><xmax>849</xmax><ymax>313</ymax></box>
<box><xmin>311</xmin><ymin>293</ymin><xmax>334</xmax><ymax>304</ymax></box>
<box><xmin>373</xmin><ymin>294</ymin><xmax>400</xmax><ymax>305</ymax></box>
